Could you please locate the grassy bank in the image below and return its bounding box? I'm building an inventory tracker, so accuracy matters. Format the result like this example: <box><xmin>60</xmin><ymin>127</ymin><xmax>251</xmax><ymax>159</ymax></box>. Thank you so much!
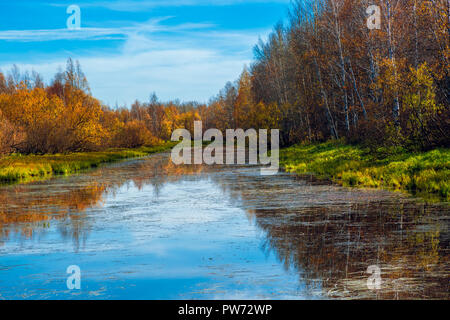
<box><xmin>280</xmin><ymin>141</ymin><xmax>449</xmax><ymax>201</ymax></box>
<box><xmin>0</xmin><ymin>142</ymin><xmax>176</xmax><ymax>185</ymax></box>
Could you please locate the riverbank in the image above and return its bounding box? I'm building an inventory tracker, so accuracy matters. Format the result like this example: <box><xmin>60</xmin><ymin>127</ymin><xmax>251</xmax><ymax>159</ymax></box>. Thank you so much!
<box><xmin>0</xmin><ymin>142</ymin><xmax>176</xmax><ymax>185</ymax></box>
<box><xmin>280</xmin><ymin>142</ymin><xmax>449</xmax><ymax>201</ymax></box>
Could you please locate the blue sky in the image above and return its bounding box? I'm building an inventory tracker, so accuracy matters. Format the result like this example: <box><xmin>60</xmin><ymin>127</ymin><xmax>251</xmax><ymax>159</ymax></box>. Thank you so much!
<box><xmin>0</xmin><ymin>0</ymin><xmax>291</xmax><ymax>106</ymax></box>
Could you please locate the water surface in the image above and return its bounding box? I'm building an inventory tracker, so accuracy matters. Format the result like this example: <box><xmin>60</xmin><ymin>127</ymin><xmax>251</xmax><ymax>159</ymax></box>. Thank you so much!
<box><xmin>0</xmin><ymin>152</ymin><xmax>448</xmax><ymax>299</ymax></box>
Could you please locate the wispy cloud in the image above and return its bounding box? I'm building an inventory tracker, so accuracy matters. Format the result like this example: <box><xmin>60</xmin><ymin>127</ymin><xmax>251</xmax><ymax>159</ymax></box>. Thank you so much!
<box><xmin>0</xmin><ymin>26</ymin><xmax>267</xmax><ymax>104</ymax></box>
<box><xmin>49</xmin><ymin>0</ymin><xmax>291</xmax><ymax>12</ymax></box>
<box><xmin>0</xmin><ymin>28</ymin><xmax>126</xmax><ymax>42</ymax></box>
<box><xmin>0</xmin><ymin>1</ymin><xmax>281</xmax><ymax>104</ymax></box>
<box><xmin>0</xmin><ymin>18</ymin><xmax>214</xmax><ymax>42</ymax></box>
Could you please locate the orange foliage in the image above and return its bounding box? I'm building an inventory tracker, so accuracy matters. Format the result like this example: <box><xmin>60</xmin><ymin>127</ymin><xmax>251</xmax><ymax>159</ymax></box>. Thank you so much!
<box><xmin>0</xmin><ymin>60</ymin><xmax>203</xmax><ymax>154</ymax></box>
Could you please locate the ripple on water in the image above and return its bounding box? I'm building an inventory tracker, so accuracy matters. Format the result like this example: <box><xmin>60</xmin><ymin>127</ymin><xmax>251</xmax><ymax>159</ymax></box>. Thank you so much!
<box><xmin>0</xmin><ymin>153</ymin><xmax>448</xmax><ymax>299</ymax></box>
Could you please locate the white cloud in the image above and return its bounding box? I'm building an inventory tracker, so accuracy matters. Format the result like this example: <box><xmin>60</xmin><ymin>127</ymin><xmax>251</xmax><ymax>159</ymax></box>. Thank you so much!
<box><xmin>49</xmin><ymin>0</ymin><xmax>291</xmax><ymax>12</ymax></box>
<box><xmin>0</xmin><ymin>18</ymin><xmax>213</xmax><ymax>42</ymax></box>
<box><xmin>0</xmin><ymin>28</ymin><xmax>125</xmax><ymax>42</ymax></box>
<box><xmin>0</xmin><ymin>17</ymin><xmax>272</xmax><ymax>104</ymax></box>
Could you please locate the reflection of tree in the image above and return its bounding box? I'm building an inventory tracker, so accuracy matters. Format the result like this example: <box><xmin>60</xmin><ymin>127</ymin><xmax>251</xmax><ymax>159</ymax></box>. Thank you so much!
<box><xmin>0</xmin><ymin>153</ymin><xmax>448</xmax><ymax>298</ymax></box>
<box><xmin>211</xmin><ymin>172</ymin><xmax>449</xmax><ymax>299</ymax></box>
<box><xmin>0</xmin><ymin>183</ymin><xmax>106</xmax><ymax>249</ymax></box>
<box><xmin>0</xmin><ymin>154</ymin><xmax>204</xmax><ymax>250</ymax></box>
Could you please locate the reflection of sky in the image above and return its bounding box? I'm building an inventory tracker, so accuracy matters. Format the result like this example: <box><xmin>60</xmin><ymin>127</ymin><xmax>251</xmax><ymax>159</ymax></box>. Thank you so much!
<box><xmin>0</xmin><ymin>0</ymin><xmax>290</xmax><ymax>105</ymax></box>
<box><xmin>1</xmin><ymin>153</ymin><xmax>447</xmax><ymax>299</ymax></box>
<box><xmin>0</xmin><ymin>173</ymin><xmax>320</xmax><ymax>300</ymax></box>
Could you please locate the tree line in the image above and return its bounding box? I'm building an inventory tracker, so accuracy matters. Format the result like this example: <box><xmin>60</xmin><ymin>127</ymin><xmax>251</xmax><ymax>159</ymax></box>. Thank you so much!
<box><xmin>0</xmin><ymin>59</ymin><xmax>202</xmax><ymax>154</ymax></box>
<box><xmin>205</xmin><ymin>0</ymin><xmax>449</xmax><ymax>150</ymax></box>
<box><xmin>0</xmin><ymin>0</ymin><xmax>448</xmax><ymax>155</ymax></box>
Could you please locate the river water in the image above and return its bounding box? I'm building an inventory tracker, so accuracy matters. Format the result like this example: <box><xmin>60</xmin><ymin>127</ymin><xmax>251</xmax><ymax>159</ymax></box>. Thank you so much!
<box><xmin>0</xmin><ymin>152</ymin><xmax>448</xmax><ymax>299</ymax></box>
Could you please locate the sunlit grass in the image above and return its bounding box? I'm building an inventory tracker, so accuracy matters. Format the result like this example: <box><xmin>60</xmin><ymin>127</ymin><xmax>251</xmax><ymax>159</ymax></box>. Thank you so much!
<box><xmin>0</xmin><ymin>142</ymin><xmax>176</xmax><ymax>185</ymax></box>
<box><xmin>280</xmin><ymin>141</ymin><xmax>449</xmax><ymax>202</ymax></box>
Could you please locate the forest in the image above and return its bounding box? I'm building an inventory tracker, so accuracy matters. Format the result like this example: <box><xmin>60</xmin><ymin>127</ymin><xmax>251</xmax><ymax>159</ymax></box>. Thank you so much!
<box><xmin>205</xmin><ymin>0</ymin><xmax>449</xmax><ymax>150</ymax></box>
<box><xmin>0</xmin><ymin>0</ymin><xmax>448</xmax><ymax>197</ymax></box>
<box><xmin>1</xmin><ymin>0</ymin><xmax>448</xmax><ymax>157</ymax></box>
<box><xmin>0</xmin><ymin>58</ymin><xmax>202</xmax><ymax>155</ymax></box>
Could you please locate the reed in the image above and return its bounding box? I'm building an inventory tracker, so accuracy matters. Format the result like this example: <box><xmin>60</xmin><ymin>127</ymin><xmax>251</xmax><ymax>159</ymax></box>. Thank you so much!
<box><xmin>0</xmin><ymin>142</ymin><xmax>176</xmax><ymax>185</ymax></box>
<box><xmin>280</xmin><ymin>141</ymin><xmax>449</xmax><ymax>202</ymax></box>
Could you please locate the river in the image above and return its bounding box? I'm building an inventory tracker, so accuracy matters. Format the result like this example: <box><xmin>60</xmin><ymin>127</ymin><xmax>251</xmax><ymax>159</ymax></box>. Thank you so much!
<box><xmin>0</xmin><ymin>152</ymin><xmax>448</xmax><ymax>299</ymax></box>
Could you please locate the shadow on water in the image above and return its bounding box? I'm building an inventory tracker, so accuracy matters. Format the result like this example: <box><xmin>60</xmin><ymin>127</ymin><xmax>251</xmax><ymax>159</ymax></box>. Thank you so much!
<box><xmin>0</xmin><ymin>152</ymin><xmax>448</xmax><ymax>299</ymax></box>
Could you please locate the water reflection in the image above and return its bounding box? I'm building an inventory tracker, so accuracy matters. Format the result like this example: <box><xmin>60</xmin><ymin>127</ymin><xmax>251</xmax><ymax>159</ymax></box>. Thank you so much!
<box><xmin>208</xmin><ymin>169</ymin><xmax>449</xmax><ymax>299</ymax></box>
<box><xmin>0</xmin><ymin>156</ymin><xmax>203</xmax><ymax>249</ymax></box>
<box><xmin>0</xmin><ymin>152</ymin><xmax>448</xmax><ymax>299</ymax></box>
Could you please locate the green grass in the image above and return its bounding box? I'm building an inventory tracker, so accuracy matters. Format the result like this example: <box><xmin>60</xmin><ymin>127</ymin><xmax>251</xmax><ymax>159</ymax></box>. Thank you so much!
<box><xmin>280</xmin><ymin>141</ymin><xmax>450</xmax><ymax>202</ymax></box>
<box><xmin>0</xmin><ymin>142</ymin><xmax>176</xmax><ymax>185</ymax></box>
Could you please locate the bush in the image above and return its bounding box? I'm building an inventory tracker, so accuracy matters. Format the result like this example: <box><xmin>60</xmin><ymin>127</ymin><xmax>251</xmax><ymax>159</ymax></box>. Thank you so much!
<box><xmin>0</xmin><ymin>110</ymin><xmax>25</xmax><ymax>155</ymax></box>
<box><xmin>113</xmin><ymin>120</ymin><xmax>158</xmax><ymax>148</ymax></box>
